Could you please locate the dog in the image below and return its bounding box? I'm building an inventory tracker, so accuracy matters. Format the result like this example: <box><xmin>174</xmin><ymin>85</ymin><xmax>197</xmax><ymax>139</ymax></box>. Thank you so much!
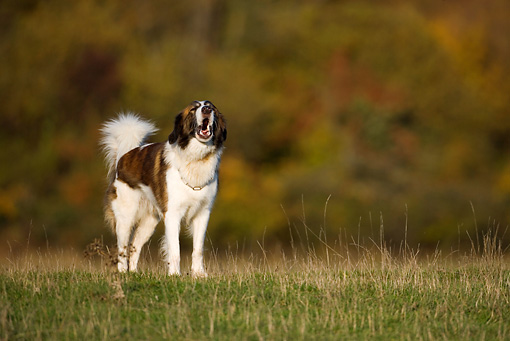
<box><xmin>100</xmin><ymin>100</ymin><xmax>226</xmax><ymax>277</ymax></box>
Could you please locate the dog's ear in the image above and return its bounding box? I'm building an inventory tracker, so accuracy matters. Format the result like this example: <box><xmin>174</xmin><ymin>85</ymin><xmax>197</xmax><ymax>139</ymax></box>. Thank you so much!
<box><xmin>213</xmin><ymin>111</ymin><xmax>227</xmax><ymax>148</ymax></box>
<box><xmin>168</xmin><ymin>112</ymin><xmax>183</xmax><ymax>144</ymax></box>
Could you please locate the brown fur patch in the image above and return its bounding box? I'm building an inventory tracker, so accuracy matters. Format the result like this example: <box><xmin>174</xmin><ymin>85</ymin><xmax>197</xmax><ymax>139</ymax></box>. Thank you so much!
<box><xmin>104</xmin><ymin>182</ymin><xmax>117</xmax><ymax>231</ymax></box>
<box><xmin>116</xmin><ymin>142</ymin><xmax>169</xmax><ymax>213</ymax></box>
<box><xmin>168</xmin><ymin>109</ymin><xmax>199</xmax><ymax>148</ymax></box>
<box><xmin>213</xmin><ymin>111</ymin><xmax>227</xmax><ymax>148</ymax></box>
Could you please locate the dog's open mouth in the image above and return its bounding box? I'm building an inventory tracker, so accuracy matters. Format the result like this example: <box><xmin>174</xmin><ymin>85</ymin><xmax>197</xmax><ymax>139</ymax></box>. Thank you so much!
<box><xmin>197</xmin><ymin>118</ymin><xmax>211</xmax><ymax>140</ymax></box>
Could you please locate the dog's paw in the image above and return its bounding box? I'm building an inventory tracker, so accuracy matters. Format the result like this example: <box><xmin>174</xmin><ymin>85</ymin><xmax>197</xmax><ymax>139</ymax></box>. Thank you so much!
<box><xmin>191</xmin><ymin>270</ymin><xmax>208</xmax><ymax>279</ymax></box>
<box><xmin>117</xmin><ymin>262</ymin><xmax>128</xmax><ymax>273</ymax></box>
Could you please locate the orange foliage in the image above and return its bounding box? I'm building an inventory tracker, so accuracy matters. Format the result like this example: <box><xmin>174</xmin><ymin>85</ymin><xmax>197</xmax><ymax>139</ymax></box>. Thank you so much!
<box><xmin>58</xmin><ymin>172</ymin><xmax>93</xmax><ymax>208</ymax></box>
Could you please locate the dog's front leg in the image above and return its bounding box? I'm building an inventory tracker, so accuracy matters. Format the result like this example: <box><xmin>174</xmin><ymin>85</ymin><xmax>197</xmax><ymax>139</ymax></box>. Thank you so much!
<box><xmin>191</xmin><ymin>208</ymin><xmax>211</xmax><ymax>278</ymax></box>
<box><xmin>163</xmin><ymin>213</ymin><xmax>181</xmax><ymax>276</ymax></box>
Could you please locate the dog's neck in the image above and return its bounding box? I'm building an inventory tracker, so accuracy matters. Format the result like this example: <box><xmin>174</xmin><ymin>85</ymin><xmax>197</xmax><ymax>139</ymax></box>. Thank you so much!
<box><xmin>166</xmin><ymin>139</ymin><xmax>222</xmax><ymax>189</ymax></box>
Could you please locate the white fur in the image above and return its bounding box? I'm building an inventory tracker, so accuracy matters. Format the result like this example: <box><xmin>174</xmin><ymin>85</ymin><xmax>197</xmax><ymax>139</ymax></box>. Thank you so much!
<box><xmin>102</xmin><ymin>103</ymin><xmax>222</xmax><ymax>277</ymax></box>
<box><xmin>162</xmin><ymin>162</ymin><xmax>218</xmax><ymax>275</ymax></box>
<box><xmin>100</xmin><ymin>113</ymin><xmax>158</xmax><ymax>177</ymax></box>
<box><xmin>167</xmin><ymin>139</ymin><xmax>222</xmax><ymax>189</ymax></box>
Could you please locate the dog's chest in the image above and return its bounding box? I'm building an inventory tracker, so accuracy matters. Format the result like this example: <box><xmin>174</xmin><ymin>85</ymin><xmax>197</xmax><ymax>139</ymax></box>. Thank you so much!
<box><xmin>165</xmin><ymin>166</ymin><xmax>218</xmax><ymax>214</ymax></box>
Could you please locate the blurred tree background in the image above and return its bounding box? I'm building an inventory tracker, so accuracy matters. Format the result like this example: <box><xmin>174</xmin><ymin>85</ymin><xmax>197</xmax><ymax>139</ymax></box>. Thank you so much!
<box><xmin>1</xmin><ymin>0</ymin><xmax>509</xmax><ymax>256</ymax></box>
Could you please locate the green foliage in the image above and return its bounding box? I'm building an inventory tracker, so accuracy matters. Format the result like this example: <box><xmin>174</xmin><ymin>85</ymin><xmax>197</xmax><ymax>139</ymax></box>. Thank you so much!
<box><xmin>0</xmin><ymin>0</ymin><xmax>509</xmax><ymax>252</ymax></box>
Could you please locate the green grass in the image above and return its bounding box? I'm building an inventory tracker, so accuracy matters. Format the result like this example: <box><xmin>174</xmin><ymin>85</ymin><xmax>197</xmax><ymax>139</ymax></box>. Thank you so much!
<box><xmin>1</xmin><ymin>243</ymin><xmax>509</xmax><ymax>340</ymax></box>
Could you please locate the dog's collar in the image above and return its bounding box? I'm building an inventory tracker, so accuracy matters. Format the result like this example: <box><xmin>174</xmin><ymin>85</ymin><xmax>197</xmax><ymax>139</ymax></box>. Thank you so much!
<box><xmin>182</xmin><ymin>177</ymin><xmax>213</xmax><ymax>191</ymax></box>
<box><xmin>184</xmin><ymin>182</ymin><xmax>204</xmax><ymax>191</ymax></box>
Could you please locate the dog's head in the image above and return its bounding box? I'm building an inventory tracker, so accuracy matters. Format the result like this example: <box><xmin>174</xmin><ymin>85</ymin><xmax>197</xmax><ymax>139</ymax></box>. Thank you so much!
<box><xmin>169</xmin><ymin>100</ymin><xmax>227</xmax><ymax>149</ymax></box>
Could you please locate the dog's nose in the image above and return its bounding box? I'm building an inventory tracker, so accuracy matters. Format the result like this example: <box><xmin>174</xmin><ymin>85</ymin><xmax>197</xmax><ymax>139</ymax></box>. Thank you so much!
<box><xmin>202</xmin><ymin>106</ymin><xmax>212</xmax><ymax>115</ymax></box>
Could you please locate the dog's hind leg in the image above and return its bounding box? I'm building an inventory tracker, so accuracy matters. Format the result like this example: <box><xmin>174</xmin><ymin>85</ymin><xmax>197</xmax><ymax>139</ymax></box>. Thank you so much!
<box><xmin>129</xmin><ymin>213</ymin><xmax>159</xmax><ymax>271</ymax></box>
<box><xmin>111</xmin><ymin>180</ymin><xmax>141</xmax><ymax>272</ymax></box>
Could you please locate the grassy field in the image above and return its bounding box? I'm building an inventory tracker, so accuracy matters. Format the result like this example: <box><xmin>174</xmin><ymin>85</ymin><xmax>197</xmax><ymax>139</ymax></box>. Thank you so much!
<box><xmin>1</xmin><ymin>236</ymin><xmax>509</xmax><ymax>340</ymax></box>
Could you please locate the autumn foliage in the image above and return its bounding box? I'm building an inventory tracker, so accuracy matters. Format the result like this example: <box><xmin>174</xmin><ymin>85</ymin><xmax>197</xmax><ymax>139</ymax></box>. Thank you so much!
<box><xmin>0</xmin><ymin>0</ymin><xmax>509</xmax><ymax>254</ymax></box>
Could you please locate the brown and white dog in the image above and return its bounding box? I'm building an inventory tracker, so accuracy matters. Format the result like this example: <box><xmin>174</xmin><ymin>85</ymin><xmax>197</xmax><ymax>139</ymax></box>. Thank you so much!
<box><xmin>100</xmin><ymin>100</ymin><xmax>226</xmax><ymax>276</ymax></box>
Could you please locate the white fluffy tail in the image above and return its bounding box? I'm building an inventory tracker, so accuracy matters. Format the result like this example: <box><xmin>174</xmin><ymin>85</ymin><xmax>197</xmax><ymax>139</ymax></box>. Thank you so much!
<box><xmin>100</xmin><ymin>113</ymin><xmax>158</xmax><ymax>178</ymax></box>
